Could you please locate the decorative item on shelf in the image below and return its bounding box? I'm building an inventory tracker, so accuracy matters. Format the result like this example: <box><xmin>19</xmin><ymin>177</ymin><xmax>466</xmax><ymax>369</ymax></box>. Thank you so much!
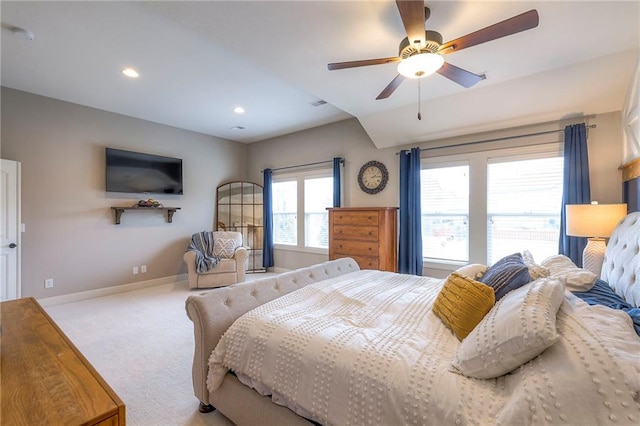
<box><xmin>134</xmin><ymin>198</ymin><xmax>163</xmax><ymax>208</ymax></box>
<box><xmin>358</xmin><ymin>160</ymin><xmax>389</xmax><ymax>194</ymax></box>
<box><xmin>565</xmin><ymin>202</ymin><xmax>627</xmax><ymax>276</ymax></box>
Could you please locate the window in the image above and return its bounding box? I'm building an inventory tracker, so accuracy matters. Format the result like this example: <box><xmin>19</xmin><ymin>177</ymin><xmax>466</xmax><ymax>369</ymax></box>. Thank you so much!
<box><xmin>272</xmin><ymin>180</ymin><xmax>297</xmax><ymax>245</ymax></box>
<box><xmin>421</xmin><ymin>164</ymin><xmax>469</xmax><ymax>262</ymax></box>
<box><xmin>421</xmin><ymin>144</ymin><xmax>563</xmax><ymax>266</ymax></box>
<box><xmin>272</xmin><ymin>170</ymin><xmax>334</xmax><ymax>250</ymax></box>
<box><xmin>304</xmin><ymin>177</ymin><xmax>332</xmax><ymax>248</ymax></box>
<box><xmin>487</xmin><ymin>156</ymin><xmax>563</xmax><ymax>264</ymax></box>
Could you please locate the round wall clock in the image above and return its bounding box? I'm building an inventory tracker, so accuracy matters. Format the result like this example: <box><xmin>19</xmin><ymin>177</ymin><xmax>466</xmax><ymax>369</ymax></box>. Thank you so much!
<box><xmin>358</xmin><ymin>160</ymin><xmax>389</xmax><ymax>194</ymax></box>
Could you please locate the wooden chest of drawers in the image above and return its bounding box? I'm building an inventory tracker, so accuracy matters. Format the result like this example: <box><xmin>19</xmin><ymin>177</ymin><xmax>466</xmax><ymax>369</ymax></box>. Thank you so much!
<box><xmin>1</xmin><ymin>297</ymin><xmax>126</xmax><ymax>425</ymax></box>
<box><xmin>328</xmin><ymin>207</ymin><xmax>398</xmax><ymax>272</ymax></box>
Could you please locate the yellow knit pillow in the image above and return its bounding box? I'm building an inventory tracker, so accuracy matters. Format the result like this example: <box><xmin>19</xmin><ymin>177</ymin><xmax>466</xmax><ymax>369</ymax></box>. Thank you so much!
<box><xmin>432</xmin><ymin>272</ymin><xmax>496</xmax><ymax>341</ymax></box>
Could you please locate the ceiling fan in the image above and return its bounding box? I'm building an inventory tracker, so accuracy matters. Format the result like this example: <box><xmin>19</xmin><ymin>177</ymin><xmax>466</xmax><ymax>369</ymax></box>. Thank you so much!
<box><xmin>327</xmin><ymin>1</ymin><xmax>539</xmax><ymax>100</ymax></box>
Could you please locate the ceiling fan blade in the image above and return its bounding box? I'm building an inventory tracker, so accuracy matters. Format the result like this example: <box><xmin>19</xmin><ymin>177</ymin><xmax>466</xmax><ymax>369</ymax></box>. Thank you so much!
<box><xmin>396</xmin><ymin>0</ymin><xmax>426</xmax><ymax>48</ymax></box>
<box><xmin>436</xmin><ymin>62</ymin><xmax>486</xmax><ymax>88</ymax></box>
<box><xmin>376</xmin><ymin>74</ymin><xmax>406</xmax><ymax>100</ymax></box>
<box><xmin>328</xmin><ymin>57</ymin><xmax>401</xmax><ymax>71</ymax></box>
<box><xmin>439</xmin><ymin>9</ymin><xmax>539</xmax><ymax>54</ymax></box>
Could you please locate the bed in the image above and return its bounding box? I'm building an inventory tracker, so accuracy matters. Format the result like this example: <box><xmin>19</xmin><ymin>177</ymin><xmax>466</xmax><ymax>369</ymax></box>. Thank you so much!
<box><xmin>185</xmin><ymin>213</ymin><xmax>640</xmax><ymax>425</ymax></box>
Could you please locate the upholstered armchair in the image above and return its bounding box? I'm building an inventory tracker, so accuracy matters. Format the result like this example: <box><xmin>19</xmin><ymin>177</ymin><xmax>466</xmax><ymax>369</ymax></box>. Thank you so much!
<box><xmin>183</xmin><ymin>231</ymin><xmax>248</xmax><ymax>289</ymax></box>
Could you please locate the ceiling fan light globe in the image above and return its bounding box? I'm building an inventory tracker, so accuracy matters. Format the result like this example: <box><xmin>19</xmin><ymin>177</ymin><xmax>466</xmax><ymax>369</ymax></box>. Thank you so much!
<box><xmin>397</xmin><ymin>53</ymin><xmax>444</xmax><ymax>79</ymax></box>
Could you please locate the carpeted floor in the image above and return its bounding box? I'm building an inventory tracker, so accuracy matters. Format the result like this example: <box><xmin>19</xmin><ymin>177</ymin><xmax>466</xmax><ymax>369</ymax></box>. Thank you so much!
<box><xmin>45</xmin><ymin>275</ymin><xmax>272</xmax><ymax>426</ymax></box>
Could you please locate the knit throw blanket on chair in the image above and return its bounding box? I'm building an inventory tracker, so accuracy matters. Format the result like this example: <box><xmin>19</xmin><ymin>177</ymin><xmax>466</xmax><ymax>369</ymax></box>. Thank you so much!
<box><xmin>186</xmin><ymin>231</ymin><xmax>221</xmax><ymax>274</ymax></box>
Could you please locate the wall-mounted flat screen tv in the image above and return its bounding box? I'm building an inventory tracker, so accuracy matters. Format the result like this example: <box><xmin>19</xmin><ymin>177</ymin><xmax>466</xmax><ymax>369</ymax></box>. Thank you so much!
<box><xmin>105</xmin><ymin>148</ymin><xmax>183</xmax><ymax>194</ymax></box>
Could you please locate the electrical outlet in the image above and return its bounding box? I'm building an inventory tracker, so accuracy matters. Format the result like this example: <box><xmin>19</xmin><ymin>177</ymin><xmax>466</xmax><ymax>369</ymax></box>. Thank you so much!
<box><xmin>44</xmin><ymin>278</ymin><xmax>54</xmax><ymax>289</ymax></box>
<box><xmin>133</xmin><ymin>266</ymin><xmax>139</xmax><ymax>275</ymax></box>
<box><xmin>141</xmin><ymin>265</ymin><xmax>147</xmax><ymax>273</ymax></box>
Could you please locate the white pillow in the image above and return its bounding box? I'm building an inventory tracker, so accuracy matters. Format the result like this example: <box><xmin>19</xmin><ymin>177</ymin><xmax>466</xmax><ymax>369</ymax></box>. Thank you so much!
<box><xmin>521</xmin><ymin>250</ymin><xmax>550</xmax><ymax>280</ymax></box>
<box><xmin>540</xmin><ymin>254</ymin><xmax>597</xmax><ymax>292</ymax></box>
<box><xmin>451</xmin><ymin>277</ymin><xmax>565</xmax><ymax>379</ymax></box>
<box><xmin>454</xmin><ymin>263</ymin><xmax>488</xmax><ymax>280</ymax></box>
<box><xmin>212</xmin><ymin>238</ymin><xmax>238</xmax><ymax>258</ymax></box>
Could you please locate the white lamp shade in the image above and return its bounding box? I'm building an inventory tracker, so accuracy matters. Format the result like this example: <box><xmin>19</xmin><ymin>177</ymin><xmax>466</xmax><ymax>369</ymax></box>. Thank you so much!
<box><xmin>565</xmin><ymin>203</ymin><xmax>627</xmax><ymax>238</ymax></box>
<box><xmin>397</xmin><ymin>53</ymin><xmax>444</xmax><ymax>79</ymax></box>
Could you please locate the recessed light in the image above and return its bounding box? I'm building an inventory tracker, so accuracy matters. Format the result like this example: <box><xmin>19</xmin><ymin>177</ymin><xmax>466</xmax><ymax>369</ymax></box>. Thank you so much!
<box><xmin>122</xmin><ymin>68</ymin><xmax>139</xmax><ymax>78</ymax></box>
<box><xmin>233</xmin><ymin>106</ymin><xmax>245</xmax><ymax>114</ymax></box>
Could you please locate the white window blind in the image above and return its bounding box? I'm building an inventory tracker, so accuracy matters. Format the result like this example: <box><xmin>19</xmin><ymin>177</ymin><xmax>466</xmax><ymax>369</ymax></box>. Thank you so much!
<box><xmin>421</xmin><ymin>164</ymin><xmax>469</xmax><ymax>262</ymax></box>
<box><xmin>487</xmin><ymin>155</ymin><xmax>563</xmax><ymax>264</ymax></box>
<box><xmin>272</xmin><ymin>180</ymin><xmax>297</xmax><ymax>245</ymax></box>
<box><xmin>304</xmin><ymin>177</ymin><xmax>332</xmax><ymax>248</ymax></box>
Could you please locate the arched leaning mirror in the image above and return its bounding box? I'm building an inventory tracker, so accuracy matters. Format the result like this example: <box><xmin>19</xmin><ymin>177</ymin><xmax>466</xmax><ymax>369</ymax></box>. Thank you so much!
<box><xmin>216</xmin><ymin>181</ymin><xmax>265</xmax><ymax>272</ymax></box>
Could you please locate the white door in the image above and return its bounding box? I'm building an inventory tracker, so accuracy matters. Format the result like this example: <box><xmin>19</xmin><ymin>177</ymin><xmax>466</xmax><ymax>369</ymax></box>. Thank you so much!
<box><xmin>1</xmin><ymin>159</ymin><xmax>21</xmax><ymax>301</ymax></box>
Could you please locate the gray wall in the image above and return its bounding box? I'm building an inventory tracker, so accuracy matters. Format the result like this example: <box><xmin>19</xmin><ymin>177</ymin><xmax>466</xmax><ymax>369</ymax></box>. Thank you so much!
<box><xmin>0</xmin><ymin>86</ymin><xmax>626</xmax><ymax>297</ymax></box>
<box><xmin>1</xmin><ymin>87</ymin><xmax>247</xmax><ymax>299</ymax></box>
<box><xmin>246</xmin><ymin>118</ymin><xmax>400</xmax><ymax>270</ymax></box>
<box><xmin>248</xmin><ymin>113</ymin><xmax>624</xmax><ymax>274</ymax></box>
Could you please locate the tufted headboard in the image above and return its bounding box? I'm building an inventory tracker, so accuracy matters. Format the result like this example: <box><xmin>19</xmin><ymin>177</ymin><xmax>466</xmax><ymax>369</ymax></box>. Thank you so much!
<box><xmin>601</xmin><ymin>211</ymin><xmax>640</xmax><ymax>307</ymax></box>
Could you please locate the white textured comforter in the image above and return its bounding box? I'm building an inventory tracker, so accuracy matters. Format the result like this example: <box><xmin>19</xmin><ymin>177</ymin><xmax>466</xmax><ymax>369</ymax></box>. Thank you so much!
<box><xmin>208</xmin><ymin>270</ymin><xmax>640</xmax><ymax>425</ymax></box>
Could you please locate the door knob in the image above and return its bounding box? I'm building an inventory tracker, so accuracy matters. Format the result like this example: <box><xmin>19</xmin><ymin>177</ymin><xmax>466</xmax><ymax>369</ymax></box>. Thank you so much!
<box><xmin>3</xmin><ymin>243</ymin><xmax>17</xmax><ymax>248</ymax></box>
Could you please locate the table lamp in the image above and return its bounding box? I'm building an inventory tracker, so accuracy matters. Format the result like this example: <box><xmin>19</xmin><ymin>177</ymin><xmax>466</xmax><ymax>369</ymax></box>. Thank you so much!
<box><xmin>565</xmin><ymin>202</ymin><xmax>627</xmax><ymax>276</ymax></box>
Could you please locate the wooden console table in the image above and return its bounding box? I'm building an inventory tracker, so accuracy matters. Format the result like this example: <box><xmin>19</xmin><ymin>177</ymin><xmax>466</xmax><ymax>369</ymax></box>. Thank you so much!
<box><xmin>1</xmin><ymin>297</ymin><xmax>126</xmax><ymax>425</ymax></box>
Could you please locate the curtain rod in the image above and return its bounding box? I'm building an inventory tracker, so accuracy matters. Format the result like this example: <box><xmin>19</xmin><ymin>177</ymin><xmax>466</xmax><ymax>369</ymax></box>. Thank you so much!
<box><xmin>262</xmin><ymin>157</ymin><xmax>344</xmax><ymax>173</ymax></box>
<box><xmin>398</xmin><ymin>124</ymin><xmax>597</xmax><ymax>154</ymax></box>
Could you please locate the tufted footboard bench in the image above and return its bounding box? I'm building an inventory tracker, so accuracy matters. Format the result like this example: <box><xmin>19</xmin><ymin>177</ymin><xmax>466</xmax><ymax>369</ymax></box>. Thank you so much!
<box><xmin>185</xmin><ymin>257</ymin><xmax>360</xmax><ymax>425</ymax></box>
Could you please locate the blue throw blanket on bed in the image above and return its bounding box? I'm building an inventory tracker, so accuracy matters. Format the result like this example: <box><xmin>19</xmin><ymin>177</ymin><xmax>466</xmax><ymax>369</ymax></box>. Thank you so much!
<box><xmin>186</xmin><ymin>231</ymin><xmax>221</xmax><ymax>274</ymax></box>
<box><xmin>573</xmin><ymin>279</ymin><xmax>640</xmax><ymax>336</ymax></box>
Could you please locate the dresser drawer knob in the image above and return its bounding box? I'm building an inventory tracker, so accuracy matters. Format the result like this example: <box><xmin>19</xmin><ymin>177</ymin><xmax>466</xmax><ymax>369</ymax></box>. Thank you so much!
<box><xmin>368</xmin><ymin>247</ymin><xmax>372</xmax><ymax>251</ymax></box>
<box><xmin>368</xmin><ymin>231</ymin><xmax>373</xmax><ymax>236</ymax></box>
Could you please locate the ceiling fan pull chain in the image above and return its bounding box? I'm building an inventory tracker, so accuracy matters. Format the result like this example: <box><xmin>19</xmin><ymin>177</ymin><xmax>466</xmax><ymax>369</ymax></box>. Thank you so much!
<box><xmin>417</xmin><ymin>79</ymin><xmax>422</xmax><ymax>120</ymax></box>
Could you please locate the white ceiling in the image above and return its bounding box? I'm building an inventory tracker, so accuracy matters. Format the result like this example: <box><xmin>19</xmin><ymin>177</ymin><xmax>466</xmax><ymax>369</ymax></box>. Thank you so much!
<box><xmin>2</xmin><ymin>1</ymin><xmax>639</xmax><ymax>149</ymax></box>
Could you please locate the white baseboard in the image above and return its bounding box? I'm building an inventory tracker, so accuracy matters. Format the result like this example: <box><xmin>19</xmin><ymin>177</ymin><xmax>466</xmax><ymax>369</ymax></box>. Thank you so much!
<box><xmin>38</xmin><ymin>274</ymin><xmax>188</xmax><ymax>307</ymax></box>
